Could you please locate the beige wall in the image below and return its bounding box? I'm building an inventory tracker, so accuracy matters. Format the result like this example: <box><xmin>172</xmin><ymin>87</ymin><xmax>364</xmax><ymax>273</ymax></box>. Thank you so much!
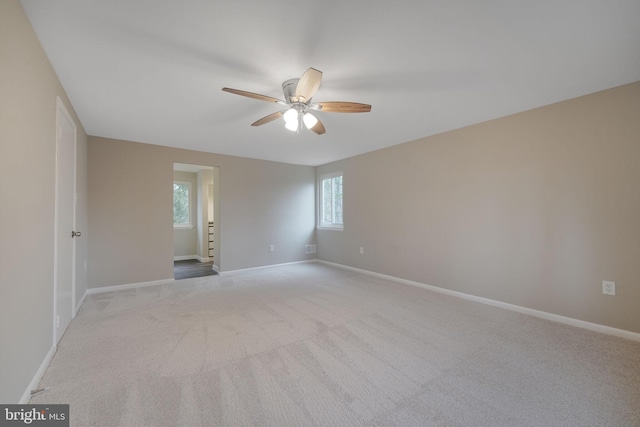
<box><xmin>88</xmin><ymin>137</ymin><xmax>316</xmax><ymax>287</ymax></box>
<box><xmin>317</xmin><ymin>82</ymin><xmax>640</xmax><ymax>334</ymax></box>
<box><xmin>0</xmin><ymin>0</ymin><xmax>88</xmax><ymax>402</ymax></box>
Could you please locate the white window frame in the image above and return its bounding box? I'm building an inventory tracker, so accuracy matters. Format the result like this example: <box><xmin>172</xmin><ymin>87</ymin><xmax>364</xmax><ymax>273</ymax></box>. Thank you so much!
<box><xmin>173</xmin><ymin>181</ymin><xmax>193</xmax><ymax>229</ymax></box>
<box><xmin>317</xmin><ymin>171</ymin><xmax>344</xmax><ymax>231</ymax></box>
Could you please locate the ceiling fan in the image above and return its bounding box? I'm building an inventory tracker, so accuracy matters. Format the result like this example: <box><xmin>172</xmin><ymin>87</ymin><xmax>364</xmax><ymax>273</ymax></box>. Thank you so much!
<box><xmin>222</xmin><ymin>68</ymin><xmax>371</xmax><ymax>135</ymax></box>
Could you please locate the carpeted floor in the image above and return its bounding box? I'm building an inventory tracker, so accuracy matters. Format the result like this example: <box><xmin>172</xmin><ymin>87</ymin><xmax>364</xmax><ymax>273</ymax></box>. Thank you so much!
<box><xmin>31</xmin><ymin>262</ymin><xmax>640</xmax><ymax>426</ymax></box>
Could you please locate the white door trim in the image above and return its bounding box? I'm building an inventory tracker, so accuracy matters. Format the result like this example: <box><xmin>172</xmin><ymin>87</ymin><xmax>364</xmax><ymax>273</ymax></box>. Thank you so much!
<box><xmin>53</xmin><ymin>96</ymin><xmax>77</xmax><ymax>344</ymax></box>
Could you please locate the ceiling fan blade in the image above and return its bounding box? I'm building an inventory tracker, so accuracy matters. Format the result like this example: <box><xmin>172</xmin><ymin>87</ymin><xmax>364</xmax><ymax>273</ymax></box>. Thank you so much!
<box><xmin>315</xmin><ymin>102</ymin><xmax>372</xmax><ymax>113</ymax></box>
<box><xmin>251</xmin><ymin>111</ymin><xmax>285</xmax><ymax>127</ymax></box>
<box><xmin>295</xmin><ymin>68</ymin><xmax>323</xmax><ymax>103</ymax></box>
<box><xmin>310</xmin><ymin>118</ymin><xmax>326</xmax><ymax>135</ymax></box>
<box><xmin>222</xmin><ymin>87</ymin><xmax>284</xmax><ymax>104</ymax></box>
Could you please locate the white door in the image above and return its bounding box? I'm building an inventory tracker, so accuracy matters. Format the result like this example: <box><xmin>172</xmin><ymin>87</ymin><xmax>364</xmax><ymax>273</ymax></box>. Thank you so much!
<box><xmin>54</xmin><ymin>97</ymin><xmax>77</xmax><ymax>344</ymax></box>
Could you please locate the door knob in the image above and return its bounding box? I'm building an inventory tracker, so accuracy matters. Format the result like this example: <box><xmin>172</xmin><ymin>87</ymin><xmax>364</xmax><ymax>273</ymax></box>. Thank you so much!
<box><xmin>72</xmin><ymin>231</ymin><xmax>82</xmax><ymax>237</ymax></box>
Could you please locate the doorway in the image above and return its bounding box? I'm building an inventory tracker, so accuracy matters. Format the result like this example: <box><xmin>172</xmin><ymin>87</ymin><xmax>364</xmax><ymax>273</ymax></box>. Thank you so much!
<box><xmin>54</xmin><ymin>97</ymin><xmax>77</xmax><ymax>343</ymax></box>
<box><xmin>173</xmin><ymin>163</ymin><xmax>220</xmax><ymax>279</ymax></box>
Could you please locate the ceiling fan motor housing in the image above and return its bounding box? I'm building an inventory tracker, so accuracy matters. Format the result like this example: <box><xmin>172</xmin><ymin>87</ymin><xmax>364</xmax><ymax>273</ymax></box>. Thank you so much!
<box><xmin>282</xmin><ymin>78</ymin><xmax>300</xmax><ymax>104</ymax></box>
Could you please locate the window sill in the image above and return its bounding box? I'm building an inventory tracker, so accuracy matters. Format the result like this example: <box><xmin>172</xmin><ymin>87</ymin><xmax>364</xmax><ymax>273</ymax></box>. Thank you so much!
<box><xmin>174</xmin><ymin>224</ymin><xmax>194</xmax><ymax>230</ymax></box>
<box><xmin>317</xmin><ymin>225</ymin><xmax>343</xmax><ymax>232</ymax></box>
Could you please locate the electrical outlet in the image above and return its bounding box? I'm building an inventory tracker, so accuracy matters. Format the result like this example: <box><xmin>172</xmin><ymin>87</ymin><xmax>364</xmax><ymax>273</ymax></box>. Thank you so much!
<box><xmin>359</xmin><ymin>246</ymin><xmax>364</xmax><ymax>255</ymax></box>
<box><xmin>602</xmin><ymin>281</ymin><xmax>616</xmax><ymax>296</ymax></box>
<box><xmin>269</xmin><ymin>244</ymin><xmax>275</xmax><ymax>253</ymax></box>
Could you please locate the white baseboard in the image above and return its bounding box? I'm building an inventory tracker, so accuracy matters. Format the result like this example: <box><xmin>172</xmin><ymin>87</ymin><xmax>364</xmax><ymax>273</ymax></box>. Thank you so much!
<box><xmin>317</xmin><ymin>260</ymin><xmax>640</xmax><ymax>342</ymax></box>
<box><xmin>173</xmin><ymin>255</ymin><xmax>198</xmax><ymax>261</ymax></box>
<box><xmin>74</xmin><ymin>290</ymin><xmax>87</xmax><ymax>317</ymax></box>
<box><xmin>174</xmin><ymin>255</ymin><xmax>212</xmax><ymax>263</ymax></box>
<box><xmin>221</xmin><ymin>259</ymin><xmax>317</xmax><ymax>275</ymax></box>
<box><xmin>212</xmin><ymin>264</ymin><xmax>220</xmax><ymax>273</ymax></box>
<box><xmin>86</xmin><ymin>278</ymin><xmax>175</xmax><ymax>295</ymax></box>
<box><xmin>20</xmin><ymin>344</ymin><xmax>56</xmax><ymax>404</ymax></box>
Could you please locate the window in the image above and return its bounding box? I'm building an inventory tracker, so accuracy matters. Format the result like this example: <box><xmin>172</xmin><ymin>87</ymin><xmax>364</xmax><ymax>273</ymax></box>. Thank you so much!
<box><xmin>173</xmin><ymin>181</ymin><xmax>192</xmax><ymax>227</ymax></box>
<box><xmin>319</xmin><ymin>172</ymin><xmax>343</xmax><ymax>230</ymax></box>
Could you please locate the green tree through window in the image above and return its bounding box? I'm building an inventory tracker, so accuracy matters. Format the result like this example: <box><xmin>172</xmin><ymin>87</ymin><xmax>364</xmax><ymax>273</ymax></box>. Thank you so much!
<box><xmin>320</xmin><ymin>173</ymin><xmax>343</xmax><ymax>229</ymax></box>
<box><xmin>173</xmin><ymin>182</ymin><xmax>190</xmax><ymax>225</ymax></box>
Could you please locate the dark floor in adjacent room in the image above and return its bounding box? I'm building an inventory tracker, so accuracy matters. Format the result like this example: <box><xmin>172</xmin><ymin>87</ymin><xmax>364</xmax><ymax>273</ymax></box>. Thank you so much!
<box><xmin>173</xmin><ymin>259</ymin><xmax>217</xmax><ymax>280</ymax></box>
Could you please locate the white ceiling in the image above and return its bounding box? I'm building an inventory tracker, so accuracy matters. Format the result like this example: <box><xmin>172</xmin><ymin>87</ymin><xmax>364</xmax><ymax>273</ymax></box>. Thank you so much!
<box><xmin>20</xmin><ymin>0</ymin><xmax>640</xmax><ymax>166</ymax></box>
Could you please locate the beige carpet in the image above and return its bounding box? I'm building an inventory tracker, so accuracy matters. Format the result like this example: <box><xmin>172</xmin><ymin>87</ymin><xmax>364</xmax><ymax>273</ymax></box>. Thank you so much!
<box><xmin>31</xmin><ymin>262</ymin><xmax>640</xmax><ymax>426</ymax></box>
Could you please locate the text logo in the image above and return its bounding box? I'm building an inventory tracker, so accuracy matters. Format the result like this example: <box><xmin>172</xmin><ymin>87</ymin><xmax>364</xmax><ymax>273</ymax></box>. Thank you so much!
<box><xmin>1</xmin><ymin>405</ymin><xmax>69</xmax><ymax>426</ymax></box>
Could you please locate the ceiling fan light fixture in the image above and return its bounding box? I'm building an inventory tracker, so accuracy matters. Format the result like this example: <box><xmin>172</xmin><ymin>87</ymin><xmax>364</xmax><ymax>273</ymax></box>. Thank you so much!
<box><xmin>222</xmin><ymin>67</ymin><xmax>371</xmax><ymax>135</ymax></box>
<box><xmin>284</xmin><ymin>116</ymin><xmax>299</xmax><ymax>132</ymax></box>
<box><xmin>283</xmin><ymin>108</ymin><xmax>298</xmax><ymax>124</ymax></box>
<box><xmin>284</xmin><ymin>120</ymin><xmax>299</xmax><ymax>132</ymax></box>
<box><xmin>302</xmin><ymin>112</ymin><xmax>318</xmax><ymax>129</ymax></box>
